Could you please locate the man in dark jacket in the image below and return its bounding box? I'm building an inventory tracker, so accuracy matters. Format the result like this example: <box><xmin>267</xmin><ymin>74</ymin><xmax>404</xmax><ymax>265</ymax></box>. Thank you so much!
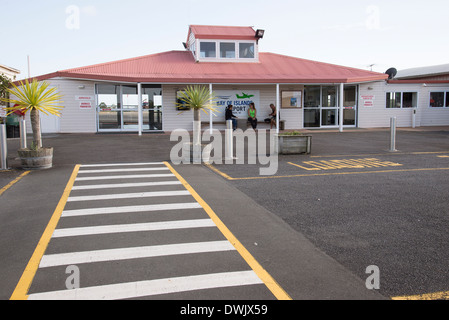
<box><xmin>225</xmin><ymin>104</ymin><xmax>237</xmax><ymax>130</ymax></box>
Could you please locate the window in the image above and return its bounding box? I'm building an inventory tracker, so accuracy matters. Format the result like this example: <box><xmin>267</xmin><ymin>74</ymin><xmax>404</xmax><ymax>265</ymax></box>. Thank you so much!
<box><xmin>220</xmin><ymin>42</ymin><xmax>235</xmax><ymax>58</ymax></box>
<box><xmin>321</xmin><ymin>86</ymin><xmax>337</xmax><ymax>107</ymax></box>
<box><xmin>447</xmin><ymin>93</ymin><xmax>449</xmax><ymax>107</ymax></box>
<box><xmin>402</xmin><ymin>92</ymin><xmax>417</xmax><ymax>108</ymax></box>
<box><xmin>239</xmin><ymin>43</ymin><xmax>255</xmax><ymax>59</ymax></box>
<box><xmin>430</xmin><ymin>92</ymin><xmax>445</xmax><ymax>108</ymax></box>
<box><xmin>386</xmin><ymin>92</ymin><xmax>401</xmax><ymax>108</ymax></box>
<box><xmin>200</xmin><ymin>42</ymin><xmax>216</xmax><ymax>58</ymax></box>
<box><xmin>386</xmin><ymin>92</ymin><xmax>417</xmax><ymax>108</ymax></box>
<box><xmin>281</xmin><ymin>91</ymin><xmax>302</xmax><ymax>108</ymax></box>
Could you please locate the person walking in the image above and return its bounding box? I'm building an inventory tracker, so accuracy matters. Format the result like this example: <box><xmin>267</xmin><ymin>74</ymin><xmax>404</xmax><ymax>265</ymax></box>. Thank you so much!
<box><xmin>247</xmin><ymin>102</ymin><xmax>257</xmax><ymax>129</ymax></box>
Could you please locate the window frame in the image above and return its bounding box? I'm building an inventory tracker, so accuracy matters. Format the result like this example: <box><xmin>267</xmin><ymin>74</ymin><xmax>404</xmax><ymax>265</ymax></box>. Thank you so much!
<box><xmin>429</xmin><ymin>91</ymin><xmax>447</xmax><ymax>108</ymax></box>
<box><xmin>386</xmin><ymin>91</ymin><xmax>418</xmax><ymax>109</ymax></box>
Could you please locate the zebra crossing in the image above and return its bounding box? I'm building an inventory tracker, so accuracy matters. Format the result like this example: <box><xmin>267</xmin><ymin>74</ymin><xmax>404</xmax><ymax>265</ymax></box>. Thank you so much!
<box><xmin>25</xmin><ymin>162</ymin><xmax>274</xmax><ymax>300</ymax></box>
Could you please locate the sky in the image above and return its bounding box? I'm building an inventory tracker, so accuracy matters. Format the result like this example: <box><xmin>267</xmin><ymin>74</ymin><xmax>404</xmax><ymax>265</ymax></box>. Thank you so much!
<box><xmin>1</xmin><ymin>0</ymin><xmax>448</xmax><ymax>80</ymax></box>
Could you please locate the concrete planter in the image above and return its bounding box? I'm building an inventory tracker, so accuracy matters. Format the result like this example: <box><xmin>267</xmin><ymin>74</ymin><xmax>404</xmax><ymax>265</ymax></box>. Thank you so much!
<box><xmin>277</xmin><ymin>134</ymin><xmax>312</xmax><ymax>154</ymax></box>
<box><xmin>17</xmin><ymin>147</ymin><xmax>53</xmax><ymax>170</ymax></box>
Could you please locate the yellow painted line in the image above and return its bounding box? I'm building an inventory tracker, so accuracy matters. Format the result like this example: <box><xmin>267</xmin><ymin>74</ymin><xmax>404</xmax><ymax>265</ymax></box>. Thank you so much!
<box><xmin>206</xmin><ymin>164</ymin><xmax>449</xmax><ymax>181</ymax></box>
<box><xmin>205</xmin><ymin>163</ymin><xmax>235</xmax><ymax>180</ymax></box>
<box><xmin>438</xmin><ymin>155</ymin><xmax>449</xmax><ymax>158</ymax></box>
<box><xmin>392</xmin><ymin>290</ymin><xmax>449</xmax><ymax>300</ymax></box>
<box><xmin>164</xmin><ymin>162</ymin><xmax>292</xmax><ymax>300</ymax></box>
<box><xmin>311</xmin><ymin>151</ymin><xmax>449</xmax><ymax>158</ymax></box>
<box><xmin>0</xmin><ymin>171</ymin><xmax>30</xmax><ymax>196</ymax></box>
<box><xmin>10</xmin><ymin>165</ymin><xmax>81</xmax><ymax>300</ymax></box>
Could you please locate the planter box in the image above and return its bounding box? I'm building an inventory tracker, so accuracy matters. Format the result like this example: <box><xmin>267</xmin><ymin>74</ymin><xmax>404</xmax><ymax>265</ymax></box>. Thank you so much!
<box><xmin>18</xmin><ymin>147</ymin><xmax>53</xmax><ymax>170</ymax></box>
<box><xmin>277</xmin><ymin>135</ymin><xmax>312</xmax><ymax>154</ymax></box>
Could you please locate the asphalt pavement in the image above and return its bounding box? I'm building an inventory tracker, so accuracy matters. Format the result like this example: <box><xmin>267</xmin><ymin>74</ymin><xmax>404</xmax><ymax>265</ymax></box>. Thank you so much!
<box><xmin>1</xmin><ymin>127</ymin><xmax>448</xmax><ymax>301</ymax></box>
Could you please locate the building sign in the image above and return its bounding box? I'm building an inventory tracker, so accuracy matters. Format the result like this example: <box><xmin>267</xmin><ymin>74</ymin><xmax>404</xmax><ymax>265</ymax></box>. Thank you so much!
<box><xmin>0</xmin><ymin>106</ymin><xmax>6</xmax><ymax>118</ymax></box>
<box><xmin>79</xmin><ymin>102</ymin><xmax>92</xmax><ymax>109</ymax></box>
<box><xmin>76</xmin><ymin>96</ymin><xmax>94</xmax><ymax>109</ymax></box>
<box><xmin>214</xmin><ymin>90</ymin><xmax>260</xmax><ymax>120</ymax></box>
<box><xmin>361</xmin><ymin>94</ymin><xmax>375</xmax><ymax>107</ymax></box>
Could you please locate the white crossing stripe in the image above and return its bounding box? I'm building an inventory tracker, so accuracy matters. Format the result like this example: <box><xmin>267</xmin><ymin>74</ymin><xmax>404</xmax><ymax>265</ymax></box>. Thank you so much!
<box><xmin>71</xmin><ymin>181</ymin><xmax>182</xmax><ymax>191</ymax></box>
<box><xmin>81</xmin><ymin>162</ymin><xmax>165</xmax><ymax>167</ymax></box>
<box><xmin>78</xmin><ymin>167</ymin><xmax>169</xmax><ymax>174</ymax></box>
<box><xmin>39</xmin><ymin>241</ymin><xmax>236</xmax><ymax>268</ymax></box>
<box><xmin>52</xmin><ymin>219</ymin><xmax>216</xmax><ymax>238</ymax></box>
<box><xmin>27</xmin><ymin>271</ymin><xmax>263</xmax><ymax>300</ymax></box>
<box><xmin>67</xmin><ymin>190</ymin><xmax>191</xmax><ymax>202</ymax></box>
<box><xmin>62</xmin><ymin>202</ymin><xmax>202</xmax><ymax>217</ymax></box>
<box><xmin>75</xmin><ymin>174</ymin><xmax>174</xmax><ymax>181</ymax></box>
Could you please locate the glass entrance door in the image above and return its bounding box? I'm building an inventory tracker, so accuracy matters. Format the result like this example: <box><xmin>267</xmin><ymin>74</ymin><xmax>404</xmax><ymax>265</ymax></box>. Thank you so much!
<box><xmin>303</xmin><ymin>85</ymin><xmax>358</xmax><ymax>128</ymax></box>
<box><xmin>96</xmin><ymin>84</ymin><xmax>163</xmax><ymax>132</ymax></box>
<box><xmin>343</xmin><ymin>86</ymin><xmax>357</xmax><ymax>126</ymax></box>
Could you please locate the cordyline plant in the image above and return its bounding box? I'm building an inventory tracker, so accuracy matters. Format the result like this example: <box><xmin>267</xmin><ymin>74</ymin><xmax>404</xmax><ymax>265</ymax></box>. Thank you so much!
<box><xmin>0</xmin><ymin>79</ymin><xmax>63</xmax><ymax>149</ymax></box>
<box><xmin>176</xmin><ymin>85</ymin><xmax>218</xmax><ymax>146</ymax></box>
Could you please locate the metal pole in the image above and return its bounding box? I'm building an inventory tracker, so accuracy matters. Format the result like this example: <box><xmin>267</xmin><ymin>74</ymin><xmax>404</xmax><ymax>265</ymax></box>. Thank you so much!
<box><xmin>339</xmin><ymin>83</ymin><xmax>344</xmax><ymax>132</ymax></box>
<box><xmin>390</xmin><ymin>117</ymin><xmax>397</xmax><ymax>152</ymax></box>
<box><xmin>276</xmin><ymin>84</ymin><xmax>280</xmax><ymax>134</ymax></box>
<box><xmin>20</xmin><ymin>119</ymin><xmax>27</xmax><ymax>149</ymax></box>
<box><xmin>1</xmin><ymin>124</ymin><xmax>8</xmax><ymax>170</ymax></box>
<box><xmin>137</xmin><ymin>83</ymin><xmax>142</xmax><ymax>136</ymax></box>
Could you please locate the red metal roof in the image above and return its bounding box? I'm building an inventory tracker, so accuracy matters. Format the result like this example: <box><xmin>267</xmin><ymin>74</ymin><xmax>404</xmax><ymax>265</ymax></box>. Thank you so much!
<box><xmin>188</xmin><ymin>25</ymin><xmax>257</xmax><ymax>41</ymax></box>
<box><xmin>33</xmin><ymin>50</ymin><xmax>388</xmax><ymax>84</ymax></box>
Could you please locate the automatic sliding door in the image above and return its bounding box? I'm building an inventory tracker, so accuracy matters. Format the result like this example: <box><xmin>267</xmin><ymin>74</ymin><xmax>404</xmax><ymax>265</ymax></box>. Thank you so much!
<box><xmin>142</xmin><ymin>85</ymin><xmax>163</xmax><ymax>131</ymax></box>
<box><xmin>122</xmin><ymin>85</ymin><xmax>139</xmax><ymax>131</ymax></box>
<box><xmin>97</xmin><ymin>84</ymin><xmax>121</xmax><ymax>130</ymax></box>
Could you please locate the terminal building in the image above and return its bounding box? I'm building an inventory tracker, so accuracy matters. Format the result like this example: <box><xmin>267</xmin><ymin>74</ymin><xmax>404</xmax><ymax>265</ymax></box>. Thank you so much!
<box><xmin>16</xmin><ymin>25</ymin><xmax>449</xmax><ymax>134</ymax></box>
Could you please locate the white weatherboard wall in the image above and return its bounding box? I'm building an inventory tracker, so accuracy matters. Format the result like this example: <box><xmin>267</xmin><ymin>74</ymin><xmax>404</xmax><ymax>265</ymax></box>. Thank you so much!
<box><xmin>162</xmin><ymin>84</ymin><xmax>303</xmax><ymax>131</ymax></box>
<box><xmin>25</xmin><ymin>78</ymin><xmax>97</xmax><ymax>133</ymax></box>
<box><xmin>359</xmin><ymin>81</ymin><xmax>449</xmax><ymax>128</ymax></box>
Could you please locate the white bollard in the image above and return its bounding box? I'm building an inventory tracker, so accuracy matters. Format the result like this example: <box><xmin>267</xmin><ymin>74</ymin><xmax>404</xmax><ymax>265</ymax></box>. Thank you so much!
<box><xmin>1</xmin><ymin>124</ymin><xmax>8</xmax><ymax>170</ymax></box>
<box><xmin>20</xmin><ymin>119</ymin><xmax>27</xmax><ymax>149</ymax></box>
<box><xmin>225</xmin><ymin>120</ymin><xmax>233</xmax><ymax>162</ymax></box>
<box><xmin>389</xmin><ymin>117</ymin><xmax>397</xmax><ymax>152</ymax></box>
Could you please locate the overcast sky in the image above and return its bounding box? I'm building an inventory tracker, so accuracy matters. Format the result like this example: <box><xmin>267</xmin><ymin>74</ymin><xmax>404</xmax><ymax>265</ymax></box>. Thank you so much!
<box><xmin>2</xmin><ymin>0</ymin><xmax>448</xmax><ymax>80</ymax></box>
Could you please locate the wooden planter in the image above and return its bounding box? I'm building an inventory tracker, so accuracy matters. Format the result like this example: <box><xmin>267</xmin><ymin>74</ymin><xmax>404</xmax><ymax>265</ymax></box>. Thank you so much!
<box><xmin>277</xmin><ymin>135</ymin><xmax>312</xmax><ymax>154</ymax></box>
<box><xmin>17</xmin><ymin>147</ymin><xmax>53</xmax><ymax>170</ymax></box>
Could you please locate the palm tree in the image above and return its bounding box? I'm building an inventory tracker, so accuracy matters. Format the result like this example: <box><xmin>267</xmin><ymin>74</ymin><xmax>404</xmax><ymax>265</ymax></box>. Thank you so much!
<box><xmin>1</xmin><ymin>79</ymin><xmax>63</xmax><ymax>149</ymax></box>
<box><xmin>176</xmin><ymin>85</ymin><xmax>217</xmax><ymax>162</ymax></box>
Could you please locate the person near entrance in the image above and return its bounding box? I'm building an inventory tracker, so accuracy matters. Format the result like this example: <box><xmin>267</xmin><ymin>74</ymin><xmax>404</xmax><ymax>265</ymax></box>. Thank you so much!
<box><xmin>269</xmin><ymin>103</ymin><xmax>277</xmax><ymax>129</ymax></box>
<box><xmin>225</xmin><ymin>104</ymin><xmax>238</xmax><ymax>130</ymax></box>
<box><xmin>247</xmin><ymin>102</ymin><xmax>257</xmax><ymax>129</ymax></box>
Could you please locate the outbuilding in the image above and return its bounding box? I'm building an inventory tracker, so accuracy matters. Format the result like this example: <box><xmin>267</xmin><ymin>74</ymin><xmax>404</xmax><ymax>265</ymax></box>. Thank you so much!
<box><xmin>16</xmin><ymin>25</ymin><xmax>449</xmax><ymax>133</ymax></box>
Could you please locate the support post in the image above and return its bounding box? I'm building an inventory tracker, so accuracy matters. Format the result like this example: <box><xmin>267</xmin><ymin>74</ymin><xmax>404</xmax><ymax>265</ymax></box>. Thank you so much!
<box><xmin>209</xmin><ymin>84</ymin><xmax>213</xmax><ymax>135</ymax></box>
<box><xmin>1</xmin><ymin>124</ymin><xmax>8</xmax><ymax>170</ymax></box>
<box><xmin>339</xmin><ymin>83</ymin><xmax>344</xmax><ymax>132</ymax></box>
<box><xmin>20</xmin><ymin>119</ymin><xmax>27</xmax><ymax>149</ymax></box>
<box><xmin>276</xmin><ymin>84</ymin><xmax>280</xmax><ymax>134</ymax></box>
<box><xmin>389</xmin><ymin>117</ymin><xmax>397</xmax><ymax>152</ymax></box>
<box><xmin>137</xmin><ymin>83</ymin><xmax>143</xmax><ymax>136</ymax></box>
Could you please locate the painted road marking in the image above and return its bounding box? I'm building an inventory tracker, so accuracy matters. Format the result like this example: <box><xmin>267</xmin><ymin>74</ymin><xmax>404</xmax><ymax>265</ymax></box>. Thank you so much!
<box><xmin>39</xmin><ymin>241</ymin><xmax>236</xmax><ymax>268</ymax></box>
<box><xmin>62</xmin><ymin>202</ymin><xmax>202</xmax><ymax>217</ymax></box>
<box><xmin>13</xmin><ymin>162</ymin><xmax>283</xmax><ymax>300</ymax></box>
<box><xmin>289</xmin><ymin>158</ymin><xmax>403</xmax><ymax>171</ymax></box>
<box><xmin>75</xmin><ymin>173</ymin><xmax>174</xmax><ymax>181</ymax></box>
<box><xmin>67</xmin><ymin>190</ymin><xmax>191</xmax><ymax>202</ymax></box>
<box><xmin>10</xmin><ymin>165</ymin><xmax>81</xmax><ymax>300</ymax></box>
<box><xmin>0</xmin><ymin>171</ymin><xmax>30</xmax><ymax>196</ymax></box>
<box><xmin>165</xmin><ymin>162</ymin><xmax>292</xmax><ymax>300</ymax></box>
<box><xmin>392</xmin><ymin>290</ymin><xmax>449</xmax><ymax>300</ymax></box>
<box><xmin>78</xmin><ymin>167</ymin><xmax>169</xmax><ymax>174</ymax></box>
<box><xmin>71</xmin><ymin>181</ymin><xmax>182</xmax><ymax>191</ymax></box>
<box><xmin>80</xmin><ymin>162</ymin><xmax>165</xmax><ymax>167</ymax></box>
<box><xmin>27</xmin><ymin>271</ymin><xmax>263</xmax><ymax>300</ymax></box>
<box><xmin>52</xmin><ymin>219</ymin><xmax>216</xmax><ymax>238</ymax></box>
